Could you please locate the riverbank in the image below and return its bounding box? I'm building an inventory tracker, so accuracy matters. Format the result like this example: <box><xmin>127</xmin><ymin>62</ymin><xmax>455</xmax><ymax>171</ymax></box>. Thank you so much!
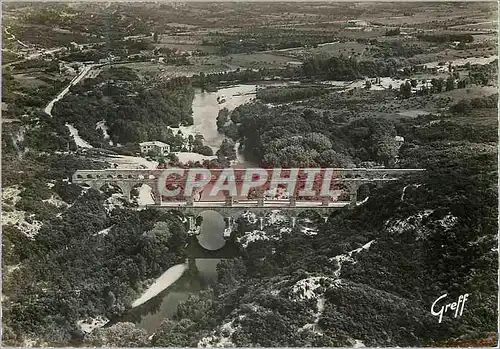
<box><xmin>132</xmin><ymin>263</ymin><xmax>188</xmax><ymax>308</ymax></box>
<box><xmin>107</xmin><ymin>256</ymin><xmax>224</xmax><ymax>334</ymax></box>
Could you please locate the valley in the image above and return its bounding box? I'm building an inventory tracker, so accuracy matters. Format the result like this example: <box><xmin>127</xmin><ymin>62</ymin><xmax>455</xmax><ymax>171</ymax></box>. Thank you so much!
<box><xmin>1</xmin><ymin>1</ymin><xmax>498</xmax><ymax>347</ymax></box>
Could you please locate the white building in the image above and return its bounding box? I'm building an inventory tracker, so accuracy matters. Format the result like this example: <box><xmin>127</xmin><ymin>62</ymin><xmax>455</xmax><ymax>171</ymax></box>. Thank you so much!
<box><xmin>140</xmin><ymin>141</ymin><xmax>171</xmax><ymax>156</ymax></box>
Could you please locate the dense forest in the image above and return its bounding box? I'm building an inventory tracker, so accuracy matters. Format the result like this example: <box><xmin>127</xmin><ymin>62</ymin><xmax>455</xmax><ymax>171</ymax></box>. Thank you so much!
<box><xmin>52</xmin><ymin>67</ymin><xmax>195</xmax><ymax>150</ymax></box>
<box><xmin>301</xmin><ymin>56</ymin><xmax>404</xmax><ymax>80</ymax></box>
<box><xmin>217</xmin><ymin>100</ymin><xmax>400</xmax><ymax>167</ymax></box>
<box><xmin>416</xmin><ymin>33</ymin><xmax>474</xmax><ymax>44</ymax></box>
<box><xmin>3</xmin><ymin>173</ymin><xmax>188</xmax><ymax>345</ymax></box>
<box><xmin>256</xmin><ymin>85</ymin><xmax>330</xmax><ymax>103</ymax></box>
<box><xmin>191</xmin><ymin>56</ymin><xmax>406</xmax><ymax>89</ymax></box>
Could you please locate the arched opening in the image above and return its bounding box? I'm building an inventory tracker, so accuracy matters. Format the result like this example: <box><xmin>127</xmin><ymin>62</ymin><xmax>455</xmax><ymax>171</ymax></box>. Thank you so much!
<box><xmin>196</xmin><ymin>210</ymin><xmax>226</xmax><ymax>251</ymax></box>
<box><xmin>99</xmin><ymin>183</ymin><xmax>125</xmax><ymax>197</ymax></box>
<box><xmin>77</xmin><ymin>174</ymin><xmax>83</xmax><ymax>179</ymax></box>
<box><xmin>131</xmin><ymin>183</ymin><xmax>155</xmax><ymax>206</ymax></box>
<box><xmin>297</xmin><ymin>210</ymin><xmax>323</xmax><ymax>224</ymax></box>
<box><xmin>297</xmin><ymin>210</ymin><xmax>323</xmax><ymax>234</ymax></box>
<box><xmin>80</xmin><ymin>183</ymin><xmax>91</xmax><ymax>189</ymax></box>
<box><xmin>356</xmin><ymin>183</ymin><xmax>377</xmax><ymax>202</ymax></box>
<box><xmin>86</xmin><ymin>174</ymin><xmax>93</xmax><ymax>179</ymax></box>
<box><xmin>117</xmin><ymin>174</ymin><xmax>124</xmax><ymax>179</ymax></box>
<box><xmin>107</xmin><ymin>174</ymin><xmax>114</xmax><ymax>179</ymax></box>
<box><xmin>195</xmin><ymin>215</ymin><xmax>204</xmax><ymax>227</ymax></box>
<box><xmin>128</xmin><ymin>175</ymin><xmax>134</xmax><ymax>179</ymax></box>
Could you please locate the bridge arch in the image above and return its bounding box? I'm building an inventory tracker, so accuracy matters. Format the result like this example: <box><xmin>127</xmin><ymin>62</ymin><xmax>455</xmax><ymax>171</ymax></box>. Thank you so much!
<box><xmin>297</xmin><ymin>209</ymin><xmax>324</xmax><ymax>225</ymax></box>
<box><xmin>99</xmin><ymin>183</ymin><xmax>126</xmax><ymax>197</ymax></box>
<box><xmin>196</xmin><ymin>210</ymin><xmax>226</xmax><ymax>251</ymax></box>
<box><xmin>130</xmin><ymin>183</ymin><xmax>155</xmax><ymax>205</ymax></box>
<box><xmin>195</xmin><ymin>209</ymin><xmax>224</xmax><ymax>220</ymax></box>
<box><xmin>78</xmin><ymin>181</ymin><xmax>92</xmax><ymax>189</ymax></box>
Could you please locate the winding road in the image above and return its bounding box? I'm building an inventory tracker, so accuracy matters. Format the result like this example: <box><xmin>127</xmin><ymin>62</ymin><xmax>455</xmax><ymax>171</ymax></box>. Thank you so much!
<box><xmin>43</xmin><ymin>63</ymin><xmax>97</xmax><ymax>148</ymax></box>
<box><xmin>44</xmin><ymin>64</ymin><xmax>95</xmax><ymax>117</ymax></box>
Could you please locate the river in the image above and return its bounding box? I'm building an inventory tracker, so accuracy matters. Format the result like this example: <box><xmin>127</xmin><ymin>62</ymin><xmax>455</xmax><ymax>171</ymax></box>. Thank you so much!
<box><xmin>109</xmin><ymin>257</ymin><xmax>226</xmax><ymax>334</ymax></box>
<box><xmin>110</xmin><ymin>207</ymin><xmax>242</xmax><ymax>333</ymax></box>
<box><xmin>110</xmin><ymin>208</ymin><xmax>323</xmax><ymax>334</ymax></box>
<box><xmin>103</xmin><ymin>85</ymin><xmax>260</xmax><ymax>332</ymax></box>
<box><xmin>168</xmin><ymin>84</ymin><xmax>261</xmax><ymax>167</ymax></box>
<box><xmin>95</xmin><ymin>84</ymin><xmax>261</xmax><ymax>169</ymax></box>
<box><xmin>193</xmin><ymin>85</ymin><xmax>256</xmax><ymax>151</ymax></box>
<box><xmin>131</xmin><ymin>264</ymin><xmax>188</xmax><ymax>308</ymax></box>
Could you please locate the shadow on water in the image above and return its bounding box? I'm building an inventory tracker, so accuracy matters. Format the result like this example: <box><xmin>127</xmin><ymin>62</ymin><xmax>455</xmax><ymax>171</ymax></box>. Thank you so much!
<box><xmin>186</xmin><ymin>235</ymin><xmax>241</xmax><ymax>259</ymax></box>
<box><xmin>107</xmin><ymin>236</ymin><xmax>241</xmax><ymax>334</ymax></box>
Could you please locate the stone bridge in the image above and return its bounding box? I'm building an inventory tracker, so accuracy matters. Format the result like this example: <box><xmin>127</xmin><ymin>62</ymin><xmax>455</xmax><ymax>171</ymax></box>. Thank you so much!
<box><xmin>151</xmin><ymin>201</ymin><xmax>351</xmax><ymax>230</ymax></box>
<box><xmin>72</xmin><ymin>168</ymin><xmax>425</xmax><ymax>229</ymax></box>
<box><xmin>72</xmin><ymin>168</ymin><xmax>424</xmax><ymax>202</ymax></box>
